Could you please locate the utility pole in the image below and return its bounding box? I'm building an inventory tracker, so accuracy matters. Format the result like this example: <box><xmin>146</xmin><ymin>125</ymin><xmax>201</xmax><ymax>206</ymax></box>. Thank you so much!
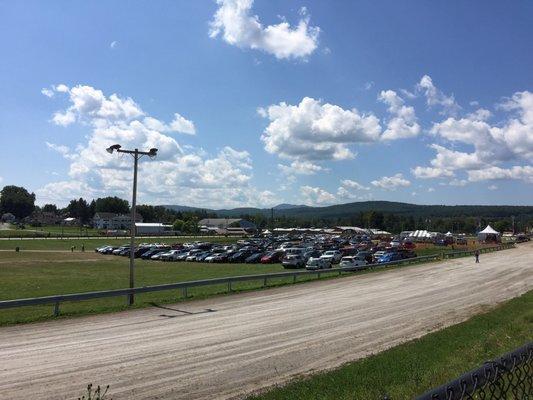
<box><xmin>106</xmin><ymin>144</ymin><xmax>157</xmax><ymax>305</ymax></box>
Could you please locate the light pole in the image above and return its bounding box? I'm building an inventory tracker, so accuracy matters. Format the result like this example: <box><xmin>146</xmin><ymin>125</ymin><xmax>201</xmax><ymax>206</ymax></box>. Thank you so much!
<box><xmin>106</xmin><ymin>144</ymin><xmax>158</xmax><ymax>305</ymax></box>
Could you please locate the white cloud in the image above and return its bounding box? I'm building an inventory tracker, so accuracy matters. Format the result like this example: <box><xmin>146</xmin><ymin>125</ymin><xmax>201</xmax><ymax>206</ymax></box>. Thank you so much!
<box><xmin>110</xmin><ymin>41</ymin><xmax>118</xmax><ymax>49</ymax></box>
<box><xmin>467</xmin><ymin>166</ymin><xmax>533</xmax><ymax>183</ymax></box>
<box><xmin>143</xmin><ymin>113</ymin><xmax>196</xmax><ymax>135</ymax></box>
<box><xmin>371</xmin><ymin>173</ymin><xmax>411</xmax><ymax>190</ymax></box>
<box><xmin>428</xmin><ymin>187</ymin><xmax>435</xmax><ymax>192</ymax></box>
<box><xmin>412</xmin><ymin>90</ymin><xmax>533</xmax><ymax>185</ymax></box>
<box><xmin>363</xmin><ymin>81</ymin><xmax>374</xmax><ymax>90</ymax></box>
<box><xmin>449</xmin><ymin>179</ymin><xmax>468</xmax><ymax>187</ymax></box>
<box><xmin>340</xmin><ymin>179</ymin><xmax>369</xmax><ymax>191</ymax></box>
<box><xmin>336</xmin><ymin>179</ymin><xmax>371</xmax><ymax>200</ymax></box>
<box><xmin>278</xmin><ymin>160</ymin><xmax>326</xmax><ymax>175</ymax></box>
<box><xmin>209</xmin><ymin>0</ymin><xmax>320</xmax><ymax>60</ymax></box>
<box><xmin>260</xmin><ymin>97</ymin><xmax>381</xmax><ymax>161</ymax></box>
<box><xmin>54</xmin><ymin>84</ymin><xmax>69</xmax><ymax>93</ymax></box>
<box><xmin>45</xmin><ymin>142</ymin><xmax>76</xmax><ymax>160</ymax></box>
<box><xmin>378</xmin><ymin>90</ymin><xmax>420</xmax><ymax>140</ymax></box>
<box><xmin>41</xmin><ymin>88</ymin><xmax>54</xmax><ymax>98</ymax></box>
<box><xmin>38</xmin><ymin>84</ymin><xmax>273</xmax><ymax>208</ymax></box>
<box><xmin>416</xmin><ymin>75</ymin><xmax>460</xmax><ymax>115</ymax></box>
<box><xmin>488</xmin><ymin>184</ymin><xmax>498</xmax><ymax>190</ymax></box>
<box><xmin>300</xmin><ymin>185</ymin><xmax>336</xmax><ymax>205</ymax></box>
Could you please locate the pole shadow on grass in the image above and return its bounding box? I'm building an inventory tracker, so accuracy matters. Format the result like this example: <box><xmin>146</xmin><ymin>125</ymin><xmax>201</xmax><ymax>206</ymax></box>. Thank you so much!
<box><xmin>148</xmin><ymin>302</ymin><xmax>217</xmax><ymax>318</ymax></box>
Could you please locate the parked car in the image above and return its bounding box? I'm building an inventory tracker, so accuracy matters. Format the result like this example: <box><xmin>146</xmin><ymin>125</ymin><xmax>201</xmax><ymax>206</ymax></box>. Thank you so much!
<box><xmin>260</xmin><ymin>251</ymin><xmax>283</xmax><ymax>264</ymax></box>
<box><xmin>306</xmin><ymin>257</ymin><xmax>331</xmax><ymax>270</ymax></box>
<box><xmin>112</xmin><ymin>246</ymin><xmax>129</xmax><ymax>255</ymax></box>
<box><xmin>339</xmin><ymin>256</ymin><xmax>367</xmax><ymax>269</ymax></box>
<box><xmin>282</xmin><ymin>254</ymin><xmax>306</xmax><ymax>269</ymax></box>
<box><xmin>456</xmin><ymin>237</ymin><xmax>468</xmax><ymax>245</ymax></box>
<box><xmin>377</xmin><ymin>252</ymin><xmax>403</xmax><ymax>263</ymax></box>
<box><xmin>244</xmin><ymin>252</ymin><xmax>264</xmax><ymax>263</ymax></box>
<box><xmin>159</xmin><ymin>249</ymin><xmax>184</xmax><ymax>261</ymax></box>
<box><xmin>372</xmin><ymin>250</ymin><xmax>386</xmax><ymax>263</ymax></box>
<box><xmin>320</xmin><ymin>250</ymin><xmax>342</xmax><ymax>264</ymax></box>
<box><xmin>356</xmin><ymin>251</ymin><xmax>373</xmax><ymax>264</ymax></box>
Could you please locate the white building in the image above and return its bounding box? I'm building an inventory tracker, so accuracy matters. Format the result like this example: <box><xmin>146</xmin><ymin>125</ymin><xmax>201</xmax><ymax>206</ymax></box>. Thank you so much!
<box><xmin>135</xmin><ymin>222</ymin><xmax>174</xmax><ymax>235</ymax></box>
<box><xmin>93</xmin><ymin>212</ymin><xmax>143</xmax><ymax>230</ymax></box>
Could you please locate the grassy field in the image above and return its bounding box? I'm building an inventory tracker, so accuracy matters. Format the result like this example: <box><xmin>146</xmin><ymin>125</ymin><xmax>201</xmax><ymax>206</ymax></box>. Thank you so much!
<box><xmin>0</xmin><ymin>224</ymin><xmax>100</xmax><ymax>238</ymax></box>
<box><xmin>0</xmin><ymin>251</ymin><xmax>294</xmax><ymax>325</ymax></box>
<box><xmin>0</xmin><ymin>241</ymin><xmax>497</xmax><ymax>325</ymax></box>
<box><xmin>0</xmin><ymin>235</ymin><xmax>239</xmax><ymax>250</ymax></box>
<box><xmin>249</xmin><ymin>290</ymin><xmax>533</xmax><ymax>400</ymax></box>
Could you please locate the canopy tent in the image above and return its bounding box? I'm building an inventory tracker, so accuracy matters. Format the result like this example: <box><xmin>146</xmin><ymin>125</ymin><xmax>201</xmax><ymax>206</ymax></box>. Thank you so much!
<box><xmin>445</xmin><ymin>231</ymin><xmax>453</xmax><ymax>236</ymax></box>
<box><xmin>477</xmin><ymin>225</ymin><xmax>501</xmax><ymax>243</ymax></box>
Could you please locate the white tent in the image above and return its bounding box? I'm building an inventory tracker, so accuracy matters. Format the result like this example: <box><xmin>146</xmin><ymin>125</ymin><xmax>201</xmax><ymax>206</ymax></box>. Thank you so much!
<box><xmin>445</xmin><ymin>231</ymin><xmax>453</xmax><ymax>236</ymax></box>
<box><xmin>477</xmin><ymin>225</ymin><xmax>500</xmax><ymax>243</ymax></box>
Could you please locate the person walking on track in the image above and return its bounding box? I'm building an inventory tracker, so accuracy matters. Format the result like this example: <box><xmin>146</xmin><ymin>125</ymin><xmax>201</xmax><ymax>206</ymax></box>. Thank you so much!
<box><xmin>474</xmin><ymin>250</ymin><xmax>480</xmax><ymax>263</ymax></box>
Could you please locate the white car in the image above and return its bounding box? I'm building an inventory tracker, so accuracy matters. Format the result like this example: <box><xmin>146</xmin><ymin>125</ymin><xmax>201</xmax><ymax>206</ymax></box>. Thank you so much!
<box><xmin>306</xmin><ymin>257</ymin><xmax>331</xmax><ymax>270</ymax></box>
<box><xmin>159</xmin><ymin>250</ymin><xmax>183</xmax><ymax>261</ymax></box>
<box><xmin>320</xmin><ymin>250</ymin><xmax>342</xmax><ymax>264</ymax></box>
<box><xmin>339</xmin><ymin>256</ymin><xmax>367</xmax><ymax>269</ymax></box>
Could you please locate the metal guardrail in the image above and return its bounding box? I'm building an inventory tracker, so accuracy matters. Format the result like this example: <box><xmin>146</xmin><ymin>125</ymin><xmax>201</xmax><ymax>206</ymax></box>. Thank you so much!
<box><xmin>415</xmin><ymin>342</ymin><xmax>532</xmax><ymax>400</ymax></box>
<box><xmin>0</xmin><ymin>254</ymin><xmax>441</xmax><ymax>316</ymax></box>
<box><xmin>442</xmin><ymin>243</ymin><xmax>515</xmax><ymax>259</ymax></box>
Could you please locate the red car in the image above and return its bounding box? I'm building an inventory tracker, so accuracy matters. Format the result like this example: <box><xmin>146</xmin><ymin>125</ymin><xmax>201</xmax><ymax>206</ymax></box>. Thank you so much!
<box><xmin>260</xmin><ymin>251</ymin><xmax>283</xmax><ymax>264</ymax></box>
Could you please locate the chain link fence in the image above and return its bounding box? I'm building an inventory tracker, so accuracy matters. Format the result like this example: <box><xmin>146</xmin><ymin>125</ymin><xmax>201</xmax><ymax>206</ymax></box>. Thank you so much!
<box><xmin>414</xmin><ymin>342</ymin><xmax>532</xmax><ymax>400</ymax></box>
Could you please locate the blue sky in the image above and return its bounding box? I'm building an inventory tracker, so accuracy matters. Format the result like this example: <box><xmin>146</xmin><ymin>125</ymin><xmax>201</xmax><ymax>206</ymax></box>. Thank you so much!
<box><xmin>0</xmin><ymin>0</ymin><xmax>532</xmax><ymax>207</ymax></box>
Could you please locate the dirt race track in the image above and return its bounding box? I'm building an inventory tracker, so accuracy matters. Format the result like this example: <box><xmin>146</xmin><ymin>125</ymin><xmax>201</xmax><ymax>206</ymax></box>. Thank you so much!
<box><xmin>1</xmin><ymin>243</ymin><xmax>532</xmax><ymax>400</ymax></box>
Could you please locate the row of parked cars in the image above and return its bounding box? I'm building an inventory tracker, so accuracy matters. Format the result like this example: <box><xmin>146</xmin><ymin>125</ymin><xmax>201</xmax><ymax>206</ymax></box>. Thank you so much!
<box><xmin>95</xmin><ymin>235</ymin><xmax>418</xmax><ymax>270</ymax></box>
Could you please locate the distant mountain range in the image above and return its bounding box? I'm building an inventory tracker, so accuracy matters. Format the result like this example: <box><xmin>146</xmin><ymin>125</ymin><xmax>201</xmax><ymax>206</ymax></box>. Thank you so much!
<box><xmin>164</xmin><ymin>201</ymin><xmax>533</xmax><ymax>220</ymax></box>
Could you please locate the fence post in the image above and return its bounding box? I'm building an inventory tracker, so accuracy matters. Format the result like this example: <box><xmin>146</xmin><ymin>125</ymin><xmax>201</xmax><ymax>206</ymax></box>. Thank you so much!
<box><xmin>228</xmin><ymin>281</ymin><xmax>232</xmax><ymax>292</ymax></box>
<box><xmin>293</xmin><ymin>274</ymin><xmax>297</xmax><ymax>283</ymax></box>
<box><xmin>263</xmin><ymin>277</ymin><xmax>267</xmax><ymax>287</ymax></box>
<box><xmin>54</xmin><ymin>302</ymin><xmax>60</xmax><ymax>317</ymax></box>
<box><xmin>182</xmin><ymin>287</ymin><xmax>187</xmax><ymax>299</ymax></box>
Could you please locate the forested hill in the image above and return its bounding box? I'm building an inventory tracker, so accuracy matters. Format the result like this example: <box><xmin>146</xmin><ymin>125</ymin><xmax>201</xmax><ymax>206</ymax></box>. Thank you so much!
<box><xmin>165</xmin><ymin>201</ymin><xmax>533</xmax><ymax>220</ymax></box>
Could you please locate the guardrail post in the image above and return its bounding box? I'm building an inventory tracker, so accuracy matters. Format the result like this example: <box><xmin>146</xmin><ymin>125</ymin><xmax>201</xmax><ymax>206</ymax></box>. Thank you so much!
<box><xmin>293</xmin><ymin>274</ymin><xmax>297</xmax><ymax>283</ymax></box>
<box><xmin>54</xmin><ymin>302</ymin><xmax>60</xmax><ymax>317</ymax></box>
<box><xmin>228</xmin><ymin>281</ymin><xmax>232</xmax><ymax>292</ymax></box>
<box><xmin>263</xmin><ymin>277</ymin><xmax>267</xmax><ymax>287</ymax></box>
<box><xmin>182</xmin><ymin>287</ymin><xmax>187</xmax><ymax>299</ymax></box>
<box><xmin>317</xmin><ymin>272</ymin><xmax>321</xmax><ymax>279</ymax></box>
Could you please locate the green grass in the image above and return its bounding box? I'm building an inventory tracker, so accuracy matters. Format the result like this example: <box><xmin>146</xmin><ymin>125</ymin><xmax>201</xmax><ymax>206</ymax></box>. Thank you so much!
<box><xmin>0</xmin><ymin>235</ymin><xmax>238</xmax><ymax>250</ymax></box>
<box><xmin>249</xmin><ymin>290</ymin><xmax>533</xmax><ymax>400</ymax></box>
<box><xmin>0</xmin><ymin>251</ymin><xmax>290</xmax><ymax>325</ymax></box>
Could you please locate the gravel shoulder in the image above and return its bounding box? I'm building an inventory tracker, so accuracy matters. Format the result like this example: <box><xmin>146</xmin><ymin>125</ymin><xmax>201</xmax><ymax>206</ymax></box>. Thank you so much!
<box><xmin>0</xmin><ymin>243</ymin><xmax>531</xmax><ymax>400</ymax></box>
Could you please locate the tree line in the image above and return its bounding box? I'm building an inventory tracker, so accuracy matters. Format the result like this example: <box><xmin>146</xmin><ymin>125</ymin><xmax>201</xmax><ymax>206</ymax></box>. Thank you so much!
<box><xmin>1</xmin><ymin>185</ymin><xmax>530</xmax><ymax>234</ymax></box>
<box><xmin>0</xmin><ymin>185</ymin><xmax>215</xmax><ymax>233</ymax></box>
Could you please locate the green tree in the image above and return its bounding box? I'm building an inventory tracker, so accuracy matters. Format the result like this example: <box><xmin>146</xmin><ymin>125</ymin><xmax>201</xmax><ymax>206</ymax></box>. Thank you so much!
<box><xmin>66</xmin><ymin>198</ymin><xmax>92</xmax><ymax>224</ymax></box>
<box><xmin>95</xmin><ymin>196</ymin><xmax>130</xmax><ymax>214</ymax></box>
<box><xmin>172</xmin><ymin>219</ymin><xmax>184</xmax><ymax>232</ymax></box>
<box><xmin>42</xmin><ymin>204</ymin><xmax>58</xmax><ymax>213</ymax></box>
<box><xmin>0</xmin><ymin>185</ymin><xmax>36</xmax><ymax>219</ymax></box>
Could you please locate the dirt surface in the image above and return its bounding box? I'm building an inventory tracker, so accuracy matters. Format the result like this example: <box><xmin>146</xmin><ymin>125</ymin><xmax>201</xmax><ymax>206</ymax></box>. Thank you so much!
<box><xmin>1</xmin><ymin>243</ymin><xmax>532</xmax><ymax>400</ymax></box>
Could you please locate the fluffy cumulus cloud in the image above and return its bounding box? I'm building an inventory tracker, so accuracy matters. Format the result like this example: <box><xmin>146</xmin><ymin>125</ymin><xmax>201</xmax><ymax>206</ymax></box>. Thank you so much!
<box><xmin>260</xmin><ymin>97</ymin><xmax>381</xmax><ymax>161</ymax></box>
<box><xmin>371</xmin><ymin>173</ymin><xmax>411</xmax><ymax>191</ymax></box>
<box><xmin>209</xmin><ymin>0</ymin><xmax>320</xmax><ymax>60</ymax></box>
<box><xmin>411</xmin><ymin>90</ymin><xmax>533</xmax><ymax>185</ymax></box>
<box><xmin>38</xmin><ymin>84</ymin><xmax>273</xmax><ymax>208</ymax></box>
<box><xmin>300</xmin><ymin>185</ymin><xmax>336</xmax><ymax>205</ymax></box>
<box><xmin>416</xmin><ymin>75</ymin><xmax>460</xmax><ymax>115</ymax></box>
<box><xmin>378</xmin><ymin>90</ymin><xmax>420</xmax><ymax>140</ymax></box>
<box><xmin>278</xmin><ymin>160</ymin><xmax>326</xmax><ymax>175</ymax></box>
<box><xmin>336</xmin><ymin>179</ymin><xmax>372</xmax><ymax>201</ymax></box>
